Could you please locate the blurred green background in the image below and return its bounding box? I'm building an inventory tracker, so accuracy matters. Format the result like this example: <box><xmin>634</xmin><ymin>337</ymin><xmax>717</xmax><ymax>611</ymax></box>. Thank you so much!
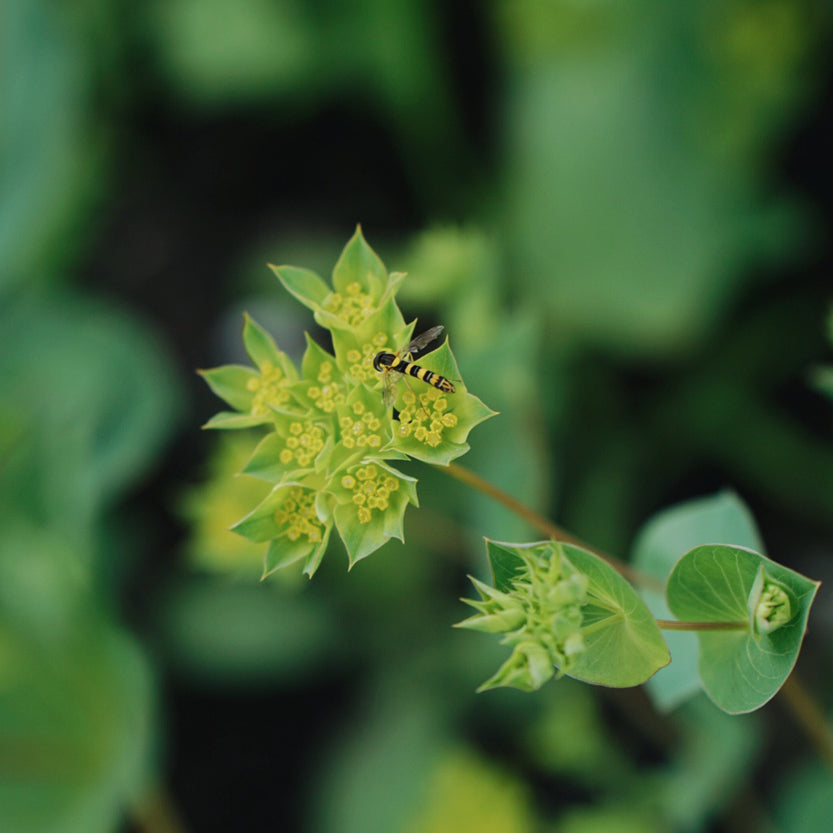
<box><xmin>2</xmin><ymin>1</ymin><xmax>833</xmax><ymax>831</ymax></box>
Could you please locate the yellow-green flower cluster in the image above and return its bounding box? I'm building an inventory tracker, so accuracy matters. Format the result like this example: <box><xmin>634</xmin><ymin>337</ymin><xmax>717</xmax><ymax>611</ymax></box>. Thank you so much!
<box><xmin>200</xmin><ymin>228</ymin><xmax>494</xmax><ymax>577</ymax></box>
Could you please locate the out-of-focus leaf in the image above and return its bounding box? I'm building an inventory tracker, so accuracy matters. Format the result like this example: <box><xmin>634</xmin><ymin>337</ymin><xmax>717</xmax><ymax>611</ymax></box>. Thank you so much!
<box><xmin>776</xmin><ymin>761</ymin><xmax>833</xmax><ymax>833</ymax></box>
<box><xmin>661</xmin><ymin>696</ymin><xmax>760</xmax><ymax>832</ymax></box>
<box><xmin>155</xmin><ymin>578</ymin><xmax>338</xmax><ymax>684</ymax></box>
<box><xmin>180</xmin><ymin>432</ymin><xmax>272</xmax><ymax>575</ymax></box>
<box><xmin>0</xmin><ymin>0</ymin><xmax>103</xmax><ymax>287</ymax></box>
<box><xmin>0</xmin><ymin>526</ymin><xmax>153</xmax><ymax>833</ymax></box>
<box><xmin>558</xmin><ymin>805</ymin><xmax>662</xmax><ymax>833</ymax></box>
<box><xmin>147</xmin><ymin>0</ymin><xmax>314</xmax><ymax>104</ymax></box>
<box><xmin>0</xmin><ymin>295</ymin><xmax>181</xmax><ymax>555</ymax></box>
<box><xmin>632</xmin><ymin>491</ymin><xmax>763</xmax><ymax>711</ymax></box>
<box><xmin>496</xmin><ymin>0</ymin><xmax>810</xmax><ymax>355</ymax></box>
<box><xmin>401</xmin><ymin>747</ymin><xmax>535</xmax><ymax>833</ymax></box>
<box><xmin>400</xmin><ymin>225</ymin><xmax>553</xmax><ymax>546</ymax></box>
<box><xmin>459</xmin><ymin>311</ymin><xmax>552</xmax><ymax>545</ymax></box>
<box><xmin>310</xmin><ymin>678</ymin><xmax>449</xmax><ymax>833</ymax></box>
<box><xmin>522</xmin><ymin>681</ymin><xmax>629</xmax><ymax>787</ymax></box>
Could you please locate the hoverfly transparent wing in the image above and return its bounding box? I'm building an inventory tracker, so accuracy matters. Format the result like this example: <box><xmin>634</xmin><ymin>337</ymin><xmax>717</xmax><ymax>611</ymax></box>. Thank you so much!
<box><xmin>403</xmin><ymin>325</ymin><xmax>445</xmax><ymax>358</ymax></box>
<box><xmin>381</xmin><ymin>370</ymin><xmax>398</xmax><ymax>409</ymax></box>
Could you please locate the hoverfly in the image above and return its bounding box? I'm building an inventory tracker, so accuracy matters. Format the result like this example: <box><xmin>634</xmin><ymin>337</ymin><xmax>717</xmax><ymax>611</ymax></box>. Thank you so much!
<box><xmin>372</xmin><ymin>325</ymin><xmax>456</xmax><ymax>408</ymax></box>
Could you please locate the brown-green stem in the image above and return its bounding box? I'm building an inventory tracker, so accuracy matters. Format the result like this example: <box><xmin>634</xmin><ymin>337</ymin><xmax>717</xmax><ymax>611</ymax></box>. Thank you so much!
<box><xmin>656</xmin><ymin>619</ymin><xmax>747</xmax><ymax>631</ymax></box>
<box><xmin>440</xmin><ymin>462</ymin><xmax>663</xmax><ymax>591</ymax></box>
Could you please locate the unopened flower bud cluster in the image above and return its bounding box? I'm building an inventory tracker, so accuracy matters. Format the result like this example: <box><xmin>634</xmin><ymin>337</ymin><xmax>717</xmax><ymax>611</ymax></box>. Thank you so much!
<box><xmin>458</xmin><ymin>544</ymin><xmax>589</xmax><ymax>692</ymax></box>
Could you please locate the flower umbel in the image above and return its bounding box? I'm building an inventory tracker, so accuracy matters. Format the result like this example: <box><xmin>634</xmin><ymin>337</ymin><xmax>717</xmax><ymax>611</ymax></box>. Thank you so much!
<box><xmin>200</xmin><ymin>227</ymin><xmax>494</xmax><ymax>576</ymax></box>
<box><xmin>458</xmin><ymin>541</ymin><xmax>589</xmax><ymax>692</ymax></box>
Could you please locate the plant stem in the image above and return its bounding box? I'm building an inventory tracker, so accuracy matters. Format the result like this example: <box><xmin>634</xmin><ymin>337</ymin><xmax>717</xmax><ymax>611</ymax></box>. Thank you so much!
<box><xmin>440</xmin><ymin>462</ymin><xmax>663</xmax><ymax>591</ymax></box>
<box><xmin>656</xmin><ymin>619</ymin><xmax>747</xmax><ymax>631</ymax></box>
<box><xmin>778</xmin><ymin>673</ymin><xmax>833</xmax><ymax>775</ymax></box>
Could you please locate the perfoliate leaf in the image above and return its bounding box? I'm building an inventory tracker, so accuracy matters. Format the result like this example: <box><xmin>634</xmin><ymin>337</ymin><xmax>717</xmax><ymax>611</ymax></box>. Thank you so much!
<box><xmin>558</xmin><ymin>544</ymin><xmax>670</xmax><ymax>687</ymax></box>
<box><xmin>243</xmin><ymin>414</ymin><xmax>331</xmax><ymax>483</ymax></box>
<box><xmin>387</xmin><ymin>340</ymin><xmax>496</xmax><ymax>465</ymax></box>
<box><xmin>631</xmin><ymin>490</ymin><xmax>764</xmax><ymax>711</ymax></box>
<box><xmin>666</xmin><ymin>544</ymin><xmax>820</xmax><ymax>713</ymax></box>
<box><xmin>479</xmin><ymin>540</ymin><xmax>669</xmax><ymax>690</ymax></box>
<box><xmin>329</xmin><ymin>460</ymin><xmax>418</xmax><ymax>567</ymax></box>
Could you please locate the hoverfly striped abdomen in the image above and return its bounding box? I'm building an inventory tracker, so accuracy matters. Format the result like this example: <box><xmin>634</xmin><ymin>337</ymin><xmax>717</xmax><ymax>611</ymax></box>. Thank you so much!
<box><xmin>373</xmin><ymin>350</ymin><xmax>455</xmax><ymax>396</ymax></box>
<box><xmin>373</xmin><ymin>325</ymin><xmax>456</xmax><ymax>406</ymax></box>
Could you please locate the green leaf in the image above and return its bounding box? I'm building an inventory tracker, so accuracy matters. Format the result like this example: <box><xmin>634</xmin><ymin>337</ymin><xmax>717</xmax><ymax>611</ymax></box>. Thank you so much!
<box><xmin>268</xmin><ymin>264</ymin><xmax>331</xmax><ymax>312</ymax></box>
<box><xmin>297</xmin><ymin>334</ymin><xmax>350</xmax><ymax>416</ymax></box>
<box><xmin>485</xmin><ymin>541</ymin><xmax>670</xmax><ymax>687</ymax></box>
<box><xmin>202</xmin><ymin>411</ymin><xmax>269</xmax><ymax>430</ymax></box>
<box><xmin>198</xmin><ymin>365</ymin><xmax>257</xmax><ymax>413</ymax></box>
<box><xmin>329</xmin><ymin>460</ymin><xmax>418</xmax><ymax>567</ymax></box>
<box><xmin>562</xmin><ymin>544</ymin><xmax>670</xmax><ymax>687</ymax></box>
<box><xmin>154</xmin><ymin>577</ymin><xmax>338</xmax><ymax>685</ymax></box>
<box><xmin>180</xmin><ymin>432</ymin><xmax>271</xmax><ymax>574</ymax></box>
<box><xmin>331</xmin><ymin>225</ymin><xmax>389</xmax><ymax>298</ymax></box>
<box><xmin>631</xmin><ymin>490</ymin><xmax>764</xmax><ymax>711</ymax></box>
<box><xmin>0</xmin><ymin>0</ymin><xmax>102</xmax><ymax>289</ymax></box>
<box><xmin>660</xmin><ymin>696</ymin><xmax>760</xmax><ymax>832</ymax></box>
<box><xmin>310</xmin><ymin>679</ymin><xmax>448</xmax><ymax>833</ymax></box>
<box><xmin>0</xmin><ymin>296</ymin><xmax>180</xmax><ymax>555</ymax></box>
<box><xmin>387</xmin><ymin>339</ymin><xmax>496</xmax><ymax>465</ymax></box>
<box><xmin>241</xmin><ymin>312</ymin><xmax>294</xmax><ymax>373</ymax></box>
<box><xmin>776</xmin><ymin>761</ymin><xmax>833</xmax><ymax>833</ymax></box>
<box><xmin>666</xmin><ymin>544</ymin><xmax>820</xmax><ymax>713</ymax></box>
<box><xmin>243</xmin><ymin>415</ymin><xmax>332</xmax><ymax>483</ymax></box>
<box><xmin>0</xmin><ymin>526</ymin><xmax>153</xmax><ymax>833</ymax></box>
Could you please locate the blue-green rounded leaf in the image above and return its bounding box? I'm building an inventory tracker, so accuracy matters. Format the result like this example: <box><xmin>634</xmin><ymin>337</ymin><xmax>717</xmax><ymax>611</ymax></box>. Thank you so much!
<box><xmin>666</xmin><ymin>545</ymin><xmax>820</xmax><ymax>713</ymax></box>
<box><xmin>631</xmin><ymin>490</ymin><xmax>764</xmax><ymax>712</ymax></box>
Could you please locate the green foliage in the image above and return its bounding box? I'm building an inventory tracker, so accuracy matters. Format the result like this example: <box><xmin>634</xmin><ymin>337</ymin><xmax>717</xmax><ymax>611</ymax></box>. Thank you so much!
<box><xmin>459</xmin><ymin>540</ymin><xmax>669</xmax><ymax>692</ymax></box>
<box><xmin>154</xmin><ymin>577</ymin><xmax>338</xmax><ymax>684</ymax></box>
<box><xmin>659</xmin><ymin>696</ymin><xmax>760</xmax><ymax>831</ymax></box>
<box><xmin>496</xmin><ymin>0</ymin><xmax>812</xmax><ymax>355</ymax></box>
<box><xmin>667</xmin><ymin>544</ymin><xmax>820</xmax><ymax>713</ymax></box>
<box><xmin>0</xmin><ymin>529</ymin><xmax>153</xmax><ymax>833</ymax></box>
<box><xmin>201</xmin><ymin>228</ymin><xmax>495</xmax><ymax>575</ymax></box>
<box><xmin>6</xmin><ymin>0</ymin><xmax>833</xmax><ymax>827</ymax></box>
<box><xmin>632</xmin><ymin>490</ymin><xmax>764</xmax><ymax>711</ymax></box>
<box><xmin>0</xmin><ymin>292</ymin><xmax>179</xmax><ymax>832</ymax></box>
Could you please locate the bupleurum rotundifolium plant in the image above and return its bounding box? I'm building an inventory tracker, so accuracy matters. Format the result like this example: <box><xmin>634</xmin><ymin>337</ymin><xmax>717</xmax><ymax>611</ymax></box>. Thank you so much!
<box><xmin>200</xmin><ymin>228</ymin><xmax>820</xmax><ymax>701</ymax></box>
<box><xmin>200</xmin><ymin>227</ymin><xmax>495</xmax><ymax>578</ymax></box>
